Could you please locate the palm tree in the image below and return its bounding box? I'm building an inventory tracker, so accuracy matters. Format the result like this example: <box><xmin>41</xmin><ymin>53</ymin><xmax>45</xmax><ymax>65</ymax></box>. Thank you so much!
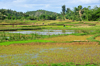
<box><xmin>78</xmin><ymin>5</ymin><xmax>83</xmax><ymax>21</ymax></box>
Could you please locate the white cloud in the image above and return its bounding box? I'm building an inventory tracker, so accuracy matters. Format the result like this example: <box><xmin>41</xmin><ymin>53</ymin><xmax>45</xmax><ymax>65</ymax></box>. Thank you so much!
<box><xmin>0</xmin><ymin>0</ymin><xmax>100</xmax><ymax>13</ymax></box>
<box><xmin>64</xmin><ymin>0</ymin><xmax>100</xmax><ymax>5</ymax></box>
<box><xmin>80</xmin><ymin>0</ymin><xmax>100</xmax><ymax>4</ymax></box>
<box><xmin>13</xmin><ymin>0</ymin><xmax>26</xmax><ymax>3</ymax></box>
<box><xmin>45</xmin><ymin>4</ymin><xmax>50</xmax><ymax>8</ymax></box>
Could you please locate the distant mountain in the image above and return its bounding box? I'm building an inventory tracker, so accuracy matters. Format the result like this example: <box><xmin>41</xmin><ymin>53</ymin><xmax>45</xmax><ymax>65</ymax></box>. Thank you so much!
<box><xmin>25</xmin><ymin>10</ymin><xmax>58</xmax><ymax>17</ymax></box>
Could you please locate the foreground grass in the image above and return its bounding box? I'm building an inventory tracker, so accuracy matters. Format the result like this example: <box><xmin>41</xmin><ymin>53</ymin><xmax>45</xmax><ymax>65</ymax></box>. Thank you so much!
<box><xmin>0</xmin><ymin>42</ymin><xmax>99</xmax><ymax>65</ymax></box>
<box><xmin>25</xmin><ymin>62</ymin><xmax>98</xmax><ymax>66</ymax></box>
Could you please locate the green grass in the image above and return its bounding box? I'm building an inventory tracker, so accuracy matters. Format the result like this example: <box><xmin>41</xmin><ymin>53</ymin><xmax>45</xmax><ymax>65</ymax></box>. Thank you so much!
<box><xmin>0</xmin><ymin>39</ymin><xmax>54</xmax><ymax>46</ymax></box>
<box><xmin>25</xmin><ymin>62</ymin><xmax>99</xmax><ymax>66</ymax></box>
<box><xmin>87</xmin><ymin>34</ymin><xmax>99</xmax><ymax>42</ymax></box>
<box><xmin>0</xmin><ymin>27</ymin><xmax>45</xmax><ymax>31</ymax></box>
<box><xmin>87</xmin><ymin>34</ymin><xmax>100</xmax><ymax>44</ymax></box>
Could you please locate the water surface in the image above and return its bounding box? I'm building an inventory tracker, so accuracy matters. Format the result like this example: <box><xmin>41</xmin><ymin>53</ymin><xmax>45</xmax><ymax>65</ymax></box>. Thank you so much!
<box><xmin>8</xmin><ymin>29</ymin><xmax>76</xmax><ymax>35</ymax></box>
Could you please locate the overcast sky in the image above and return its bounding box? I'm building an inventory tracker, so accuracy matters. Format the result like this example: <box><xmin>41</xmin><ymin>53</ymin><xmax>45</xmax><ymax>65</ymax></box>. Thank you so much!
<box><xmin>0</xmin><ymin>0</ymin><xmax>100</xmax><ymax>13</ymax></box>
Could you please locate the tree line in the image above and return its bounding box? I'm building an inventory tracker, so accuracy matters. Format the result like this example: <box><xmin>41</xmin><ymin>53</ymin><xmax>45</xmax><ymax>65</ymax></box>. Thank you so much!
<box><xmin>62</xmin><ymin>5</ymin><xmax>100</xmax><ymax>21</ymax></box>
<box><xmin>0</xmin><ymin>5</ymin><xmax>100</xmax><ymax>21</ymax></box>
<box><xmin>0</xmin><ymin>9</ymin><xmax>57</xmax><ymax>20</ymax></box>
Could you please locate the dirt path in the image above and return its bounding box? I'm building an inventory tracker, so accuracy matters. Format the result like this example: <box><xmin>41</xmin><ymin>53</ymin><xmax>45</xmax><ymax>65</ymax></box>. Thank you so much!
<box><xmin>0</xmin><ymin>42</ymin><xmax>100</xmax><ymax>66</ymax></box>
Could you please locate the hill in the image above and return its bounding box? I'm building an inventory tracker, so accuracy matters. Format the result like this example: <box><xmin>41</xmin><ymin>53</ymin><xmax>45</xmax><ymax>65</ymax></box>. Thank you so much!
<box><xmin>0</xmin><ymin>9</ymin><xmax>25</xmax><ymax>20</ymax></box>
<box><xmin>25</xmin><ymin>10</ymin><xmax>58</xmax><ymax>17</ymax></box>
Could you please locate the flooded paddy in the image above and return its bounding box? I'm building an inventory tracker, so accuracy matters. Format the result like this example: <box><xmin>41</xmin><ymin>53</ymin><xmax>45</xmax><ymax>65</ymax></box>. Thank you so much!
<box><xmin>8</xmin><ymin>29</ymin><xmax>77</xmax><ymax>35</ymax></box>
<box><xmin>0</xmin><ymin>42</ymin><xmax>100</xmax><ymax>66</ymax></box>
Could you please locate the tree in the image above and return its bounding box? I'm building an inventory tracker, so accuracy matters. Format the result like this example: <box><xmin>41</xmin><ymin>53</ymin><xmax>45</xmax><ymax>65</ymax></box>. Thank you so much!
<box><xmin>39</xmin><ymin>15</ymin><xmax>46</xmax><ymax>20</ymax></box>
<box><xmin>91</xmin><ymin>7</ymin><xmax>100</xmax><ymax>21</ymax></box>
<box><xmin>78</xmin><ymin>5</ymin><xmax>83</xmax><ymax>21</ymax></box>
<box><xmin>29</xmin><ymin>16</ymin><xmax>35</xmax><ymax>20</ymax></box>
<box><xmin>74</xmin><ymin>7</ymin><xmax>78</xmax><ymax>15</ymax></box>
<box><xmin>62</xmin><ymin>5</ymin><xmax>66</xmax><ymax>15</ymax></box>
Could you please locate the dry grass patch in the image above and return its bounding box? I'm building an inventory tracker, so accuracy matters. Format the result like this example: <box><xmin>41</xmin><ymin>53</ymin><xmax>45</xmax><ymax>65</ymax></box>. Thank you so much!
<box><xmin>43</xmin><ymin>35</ymin><xmax>92</xmax><ymax>42</ymax></box>
<box><xmin>34</xmin><ymin>20</ymin><xmax>72</xmax><ymax>25</ymax></box>
<box><xmin>95</xmin><ymin>36</ymin><xmax>100</xmax><ymax>41</ymax></box>
<box><xmin>71</xmin><ymin>26</ymin><xmax>93</xmax><ymax>28</ymax></box>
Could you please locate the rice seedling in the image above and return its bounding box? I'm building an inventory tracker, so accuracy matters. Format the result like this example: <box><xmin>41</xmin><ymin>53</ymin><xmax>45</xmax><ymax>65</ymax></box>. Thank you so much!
<box><xmin>1</xmin><ymin>42</ymin><xmax>99</xmax><ymax>65</ymax></box>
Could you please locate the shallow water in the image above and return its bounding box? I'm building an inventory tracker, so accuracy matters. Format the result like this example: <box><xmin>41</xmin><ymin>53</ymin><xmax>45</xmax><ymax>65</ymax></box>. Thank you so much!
<box><xmin>0</xmin><ymin>48</ymin><xmax>66</xmax><ymax>66</ymax></box>
<box><xmin>0</xmin><ymin>46</ymin><xmax>100</xmax><ymax>66</ymax></box>
<box><xmin>8</xmin><ymin>29</ymin><xmax>76</xmax><ymax>35</ymax></box>
<box><xmin>0</xmin><ymin>53</ymin><xmax>39</xmax><ymax>66</ymax></box>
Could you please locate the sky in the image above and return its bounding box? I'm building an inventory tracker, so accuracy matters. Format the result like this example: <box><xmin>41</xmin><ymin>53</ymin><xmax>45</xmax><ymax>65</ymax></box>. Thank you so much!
<box><xmin>0</xmin><ymin>0</ymin><xmax>100</xmax><ymax>13</ymax></box>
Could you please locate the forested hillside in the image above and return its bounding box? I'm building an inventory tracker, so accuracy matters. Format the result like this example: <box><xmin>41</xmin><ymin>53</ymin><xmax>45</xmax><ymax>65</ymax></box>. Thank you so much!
<box><xmin>0</xmin><ymin>9</ymin><xmax>58</xmax><ymax>20</ymax></box>
<box><xmin>62</xmin><ymin>5</ymin><xmax>100</xmax><ymax>21</ymax></box>
<box><xmin>0</xmin><ymin>5</ymin><xmax>100</xmax><ymax>21</ymax></box>
<box><xmin>0</xmin><ymin>9</ymin><xmax>25</xmax><ymax>20</ymax></box>
<box><xmin>26</xmin><ymin>10</ymin><xmax>58</xmax><ymax>17</ymax></box>
<box><xmin>25</xmin><ymin>10</ymin><xmax>58</xmax><ymax>20</ymax></box>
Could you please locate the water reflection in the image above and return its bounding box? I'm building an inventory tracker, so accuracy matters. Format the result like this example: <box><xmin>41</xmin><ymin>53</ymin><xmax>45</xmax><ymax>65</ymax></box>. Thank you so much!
<box><xmin>8</xmin><ymin>30</ymin><xmax>75</xmax><ymax>35</ymax></box>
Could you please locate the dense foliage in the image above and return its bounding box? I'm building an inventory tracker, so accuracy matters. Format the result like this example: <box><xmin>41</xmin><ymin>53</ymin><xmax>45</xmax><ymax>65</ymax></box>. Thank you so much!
<box><xmin>0</xmin><ymin>9</ymin><xmax>25</xmax><ymax>20</ymax></box>
<box><xmin>26</xmin><ymin>10</ymin><xmax>57</xmax><ymax>17</ymax></box>
<box><xmin>0</xmin><ymin>9</ymin><xmax>58</xmax><ymax>20</ymax></box>
<box><xmin>64</xmin><ymin>5</ymin><xmax>100</xmax><ymax>21</ymax></box>
<box><xmin>0</xmin><ymin>5</ymin><xmax>100</xmax><ymax>21</ymax></box>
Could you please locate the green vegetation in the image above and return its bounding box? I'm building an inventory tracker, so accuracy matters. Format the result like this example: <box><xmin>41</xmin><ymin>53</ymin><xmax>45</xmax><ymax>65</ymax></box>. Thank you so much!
<box><xmin>25</xmin><ymin>62</ymin><xmax>98</xmax><ymax>66</ymax></box>
<box><xmin>0</xmin><ymin>5</ymin><xmax>100</xmax><ymax>21</ymax></box>
<box><xmin>0</xmin><ymin>32</ymin><xmax>51</xmax><ymax>43</ymax></box>
<box><xmin>26</xmin><ymin>10</ymin><xmax>57</xmax><ymax>18</ymax></box>
<box><xmin>0</xmin><ymin>39</ymin><xmax>54</xmax><ymax>46</ymax></box>
<box><xmin>0</xmin><ymin>29</ymin><xmax>100</xmax><ymax>45</ymax></box>
<box><xmin>0</xmin><ymin>5</ymin><xmax>100</xmax><ymax>66</ymax></box>
<box><xmin>65</xmin><ymin>5</ymin><xmax>100</xmax><ymax>21</ymax></box>
<box><xmin>0</xmin><ymin>9</ymin><xmax>57</xmax><ymax>20</ymax></box>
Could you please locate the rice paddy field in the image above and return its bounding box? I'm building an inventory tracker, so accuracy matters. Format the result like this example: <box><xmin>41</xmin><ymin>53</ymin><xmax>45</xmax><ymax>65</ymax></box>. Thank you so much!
<box><xmin>0</xmin><ymin>42</ymin><xmax>100</xmax><ymax>66</ymax></box>
<box><xmin>0</xmin><ymin>20</ymin><xmax>100</xmax><ymax>66</ymax></box>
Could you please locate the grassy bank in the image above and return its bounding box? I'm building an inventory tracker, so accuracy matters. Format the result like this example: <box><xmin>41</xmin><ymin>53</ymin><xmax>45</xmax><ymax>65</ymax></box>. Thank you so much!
<box><xmin>0</xmin><ymin>39</ymin><xmax>54</xmax><ymax>46</ymax></box>
<box><xmin>25</xmin><ymin>62</ymin><xmax>98</xmax><ymax>66</ymax></box>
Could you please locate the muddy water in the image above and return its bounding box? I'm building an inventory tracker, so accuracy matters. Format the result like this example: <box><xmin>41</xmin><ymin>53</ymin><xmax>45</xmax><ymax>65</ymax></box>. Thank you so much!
<box><xmin>0</xmin><ymin>43</ymin><xmax>100</xmax><ymax>66</ymax></box>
